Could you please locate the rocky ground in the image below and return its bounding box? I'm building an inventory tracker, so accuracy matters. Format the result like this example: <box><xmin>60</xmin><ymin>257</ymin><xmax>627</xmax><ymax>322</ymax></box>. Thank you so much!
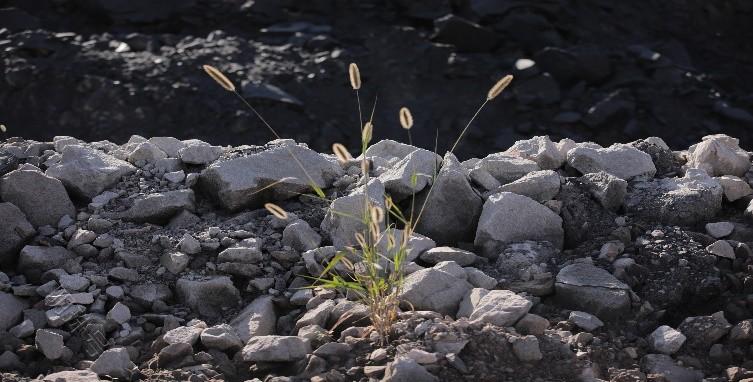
<box><xmin>2</xmin><ymin>0</ymin><xmax>753</xmax><ymax>159</ymax></box>
<box><xmin>0</xmin><ymin>132</ymin><xmax>752</xmax><ymax>382</ymax></box>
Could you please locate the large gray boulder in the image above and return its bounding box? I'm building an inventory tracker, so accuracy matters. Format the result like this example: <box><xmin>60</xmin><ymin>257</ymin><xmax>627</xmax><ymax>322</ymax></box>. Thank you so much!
<box><xmin>0</xmin><ymin>292</ymin><xmax>28</xmax><ymax>331</ymax></box>
<box><xmin>90</xmin><ymin>347</ymin><xmax>135</xmax><ymax>380</ymax></box>
<box><xmin>120</xmin><ymin>189</ymin><xmax>195</xmax><ymax>224</ymax></box>
<box><xmin>457</xmin><ymin>288</ymin><xmax>532</xmax><ymax>326</ymax></box>
<box><xmin>567</xmin><ymin>143</ymin><xmax>656</xmax><ymax>181</ymax></box>
<box><xmin>687</xmin><ymin>134</ymin><xmax>750</xmax><ymax>177</ymax></box>
<box><xmin>475</xmin><ymin>192</ymin><xmax>563</xmax><ymax>257</ymax></box>
<box><xmin>555</xmin><ymin>263</ymin><xmax>631</xmax><ymax>320</ymax></box>
<box><xmin>18</xmin><ymin>245</ymin><xmax>74</xmax><ymax>282</ymax></box>
<box><xmin>230</xmin><ymin>295</ymin><xmax>277</xmax><ymax>343</ymax></box>
<box><xmin>175</xmin><ymin>276</ymin><xmax>240</xmax><ymax>318</ymax></box>
<box><xmin>399</xmin><ymin>266</ymin><xmax>472</xmax><ymax>316</ymax></box>
<box><xmin>378</xmin><ymin>149</ymin><xmax>441</xmax><ymax>200</ymax></box>
<box><xmin>0</xmin><ymin>202</ymin><xmax>35</xmax><ymax>265</ymax></box>
<box><xmin>625</xmin><ymin>169</ymin><xmax>723</xmax><ymax>226</ymax></box>
<box><xmin>0</xmin><ymin>166</ymin><xmax>75</xmax><ymax>227</ymax></box>
<box><xmin>503</xmin><ymin>136</ymin><xmax>565</xmax><ymax>170</ymax></box>
<box><xmin>414</xmin><ymin>153</ymin><xmax>483</xmax><ymax>245</ymax></box>
<box><xmin>200</xmin><ymin>141</ymin><xmax>342</xmax><ymax>210</ymax></box>
<box><xmin>321</xmin><ymin>179</ymin><xmax>385</xmax><ymax>248</ymax></box>
<box><xmin>241</xmin><ymin>335</ymin><xmax>311</xmax><ymax>362</ymax></box>
<box><xmin>46</xmin><ymin>145</ymin><xmax>136</xmax><ymax>199</ymax></box>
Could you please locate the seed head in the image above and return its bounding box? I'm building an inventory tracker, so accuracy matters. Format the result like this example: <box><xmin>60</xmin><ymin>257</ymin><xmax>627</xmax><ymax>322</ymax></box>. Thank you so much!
<box><xmin>399</xmin><ymin>107</ymin><xmax>413</xmax><ymax>130</ymax></box>
<box><xmin>362</xmin><ymin>121</ymin><xmax>373</xmax><ymax>144</ymax></box>
<box><xmin>332</xmin><ymin>143</ymin><xmax>353</xmax><ymax>163</ymax></box>
<box><xmin>264</xmin><ymin>203</ymin><xmax>288</xmax><ymax>220</ymax></box>
<box><xmin>487</xmin><ymin>74</ymin><xmax>513</xmax><ymax>100</ymax></box>
<box><xmin>349</xmin><ymin>63</ymin><xmax>361</xmax><ymax>90</ymax></box>
<box><xmin>202</xmin><ymin>65</ymin><xmax>236</xmax><ymax>92</ymax></box>
<box><xmin>0</xmin><ymin>124</ymin><xmax>5</xmax><ymax>133</ymax></box>
<box><xmin>370</xmin><ymin>205</ymin><xmax>384</xmax><ymax>224</ymax></box>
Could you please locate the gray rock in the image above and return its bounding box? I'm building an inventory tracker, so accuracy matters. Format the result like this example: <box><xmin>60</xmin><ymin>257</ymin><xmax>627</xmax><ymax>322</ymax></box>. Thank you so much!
<box><xmin>127</xmin><ymin>141</ymin><xmax>167</xmax><ymax>164</ymax></box>
<box><xmin>178</xmin><ymin>233</ymin><xmax>201</xmax><ymax>255</ymax></box>
<box><xmin>201</xmin><ymin>324</ymin><xmax>243</xmax><ymax>351</ymax></box>
<box><xmin>475</xmin><ymin>192</ymin><xmax>564</xmax><ymax>257</ymax></box>
<box><xmin>555</xmin><ymin>263</ymin><xmax>631</xmax><ymax>320</ymax></box>
<box><xmin>163</xmin><ymin>325</ymin><xmax>204</xmax><ymax>346</ymax></box>
<box><xmin>230</xmin><ymin>295</ymin><xmax>277</xmax><ymax>343</ymax></box>
<box><xmin>46</xmin><ymin>144</ymin><xmax>136</xmax><ymax>199</ymax></box>
<box><xmin>678</xmin><ymin>312</ymin><xmax>731</xmax><ymax>348</ymax></box>
<box><xmin>295</xmin><ymin>299</ymin><xmax>336</xmax><ymax>331</ymax></box>
<box><xmin>364</xmin><ymin>139</ymin><xmax>424</xmax><ymax>162</ymax></box>
<box><xmin>200</xmin><ymin>141</ymin><xmax>342</xmax><ymax>210</ymax></box>
<box><xmin>321</xmin><ymin>179</ymin><xmax>385</xmax><ymax>248</ymax></box>
<box><xmin>0</xmin><ymin>350</ymin><xmax>23</xmax><ymax>370</ymax></box>
<box><xmin>464</xmin><ymin>267</ymin><xmax>497</xmax><ymax>289</ymax></box>
<box><xmin>0</xmin><ymin>291</ymin><xmax>28</xmax><ymax>331</ymax></box>
<box><xmin>641</xmin><ymin>354</ymin><xmax>703</xmax><ymax>382</ymax></box>
<box><xmin>457</xmin><ymin>288</ymin><xmax>531</xmax><ymax>326</ymax></box>
<box><xmin>175</xmin><ymin>276</ymin><xmax>240</xmax><ymax>318</ymax></box>
<box><xmin>35</xmin><ymin>329</ymin><xmax>65</xmax><ymax>360</ymax></box>
<box><xmin>378</xmin><ymin>148</ymin><xmax>441</xmax><ymax>200</ymax></box>
<box><xmin>625</xmin><ymin>169</ymin><xmax>723</xmax><ymax>226</ymax></box>
<box><xmin>648</xmin><ymin>325</ymin><xmax>686</xmax><ymax>355</ymax></box>
<box><xmin>374</xmin><ymin>228</ymin><xmax>436</xmax><ymax>267</ymax></box>
<box><xmin>717</xmin><ymin>175</ymin><xmax>752</xmax><ymax>201</ymax></box>
<box><xmin>282</xmin><ymin>219</ymin><xmax>322</xmax><ymax>252</ymax></box>
<box><xmin>148</xmin><ymin>137</ymin><xmax>186</xmax><ymax>158</ymax></box>
<box><xmin>163</xmin><ymin>170</ymin><xmax>185</xmax><ymax>183</ymax></box>
<box><xmin>413</xmin><ymin>153</ymin><xmax>483</xmax><ymax>245</ymax></box>
<box><xmin>503</xmin><ymin>136</ymin><xmax>565</xmax><ymax>170</ymax></box>
<box><xmin>0</xmin><ymin>202</ymin><xmax>35</xmax><ymax>265</ymax></box>
<box><xmin>106</xmin><ymin>302</ymin><xmax>131</xmax><ymax>324</ymax></box>
<box><xmin>706</xmin><ymin>240</ymin><xmax>735</xmax><ymax>259</ymax></box>
<box><xmin>399</xmin><ymin>267</ymin><xmax>472</xmax><ymax>316</ymax></box>
<box><xmin>515</xmin><ymin>313</ymin><xmax>549</xmax><ymax>336</ymax></box>
<box><xmin>0</xmin><ymin>167</ymin><xmax>75</xmax><ymax>227</ymax></box>
<box><xmin>687</xmin><ymin>134</ymin><xmax>750</xmax><ymax>177</ymax></box>
<box><xmin>468</xmin><ymin>153</ymin><xmax>540</xmax><ymax>188</ymax></box>
<box><xmin>580</xmin><ymin>171</ymin><xmax>628</xmax><ymax>211</ymax></box>
<box><xmin>567</xmin><ymin>143</ymin><xmax>656</xmax><ymax>180</ymax></box>
<box><xmin>512</xmin><ymin>335</ymin><xmax>543</xmax><ymax>362</ymax></box>
<box><xmin>18</xmin><ymin>246</ymin><xmax>74</xmax><ymax>282</ymax></box>
<box><xmin>178</xmin><ymin>139</ymin><xmax>221</xmax><ymax>165</ymax></box>
<box><xmin>42</xmin><ymin>370</ymin><xmax>103</xmax><ymax>382</ymax></box>
<box><xmin>91</xmin><ymin>347</ymin><xmax>135</xmax><ymax>380</ymax></box>
<box><xmin>130</xmin><ymin>283</ymin><xmax>172</xmax><ymax>306</ymax></box>
<box><xmin>495</xmin><ymin>170</ymin><xmax>561</xmax><ymax>202</ymax></box>
<box><xmin>241</xmin><ymin>335</ymin><xmax>311</xmax><ymax>362</ymax></box>
<box><xmin>121</xmin><ymin>189</ymin><xmax>195</xmax><ymax>224</ymax></box>
<box><xmin>729</xmin><ymin>320</ymin><xmax>753</xmax><ymax>342</ymax></box>
<box><xmin>419</xmin><ymin>247</ymin><xmax>479</xmax><ymax>266</ymax></box>
<box><xmin>383</xmin><ymin>357</ymin><xmax>438</xmax><ymax>382</ymax></box>
<box><xmin>161</xmin><ymin>252</ymin><xmax>189</xmax><ymax>274</ymax></box>
<box><xmin>568</xmin><ymin>311</ymin><xmax>604</xmax><ymax>332</ymax></box>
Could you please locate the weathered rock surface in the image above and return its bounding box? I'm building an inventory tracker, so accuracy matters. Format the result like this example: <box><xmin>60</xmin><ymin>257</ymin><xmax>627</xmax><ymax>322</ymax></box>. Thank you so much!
<box><xmin>0</xmin><ymin>166</ymin><xmax>75</xmax><ymax>227</ymax></box>
<box><xmin>46</xmin><ymin>145</ymin><xmax>136</xmax><ymax>199</ymax></box>
<box><xmin>321</xmin><ymin>179</ymin><xmax>385</xmax><ymax>248</ymax></box>
<box><xmin>555</xmin><ymin>262</ymin><xmax>631</xmax><ymax>320</ymax></box>
<box><xmin>0</xmin><ymin>203</ymin><xmax>35</xmax><ymax>265</ymax></box>
<box><xmin>567</xmin><ymin>143</ymin><xmax>656</xmax><ymax>180</ymax></box>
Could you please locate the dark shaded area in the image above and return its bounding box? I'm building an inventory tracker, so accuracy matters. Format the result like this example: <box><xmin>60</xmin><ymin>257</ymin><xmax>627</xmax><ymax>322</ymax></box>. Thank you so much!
<box><xmin>1</xmin><ymin>0</ymin><xmax>753</xmax><ymax>159</ymax></box>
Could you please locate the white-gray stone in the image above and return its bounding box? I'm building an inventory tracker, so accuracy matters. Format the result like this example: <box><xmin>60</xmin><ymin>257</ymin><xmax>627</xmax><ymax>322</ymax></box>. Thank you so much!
<box><xmin>46</xmin><ymin>144</ymin><xmax>136</xmax><ymax>199</ymax></box>
<box><xmin>0</xmin><ymin>167</ymin><xmax>76</xmax><ymax>227</ymax></box>
<box><xmin>178</xmin><ymin>139</ymin><xmax>222</xmax><ymax>165</ymax></box>
<box><xmin>648</xmin><ymin>325</ymin><xmax>686</xmax><ymax>355</ymax></box>
<box><xmin>35</xmin><ymin>329</ymin><xmax>65</xmax><ymax>360</ymax></box>
<box><xmin>201</xmin><ymin>324</ymin><xmax>243</xmax><ymax>351</ymax></box>
<box><xmin>512</xmin><ymin>335</ymin><xmax>543</xmax><ymax>362</ymax></box>
<box><xmin>378</xmin><ymin>148</ymin><xmax>441</xmax><ymax>200</ymax></box>
<box><xmin>282</xmin><ymin>219</ymin><xmax>322</xmax><ymax>252</ymax></box>
<box><xmin>120</xmin><ymin>189</ymin><xmax>195</xmax><ymax>223</ymax></box>
<box><xmin>230</xmin><ymin>295</ymin><xmax>277</xmax><ymax>343</ymax></box>
<box><xmin>568</xmin><ymin>311</ymin><xmax>604</xmax><ymax>332</ymax></box>
<box><xmin>241</xmin><ymin>335</ymin><xmax>311</xmax><ymax>362</ymax></box>
<box><xmin>107</xmin><ymin>302</ymin><xmax>131</xmax><ymax>324</ymax></box>
<box><xmin>457</xmin><ymin>288</ymin><xmax>531</xmax><ymax>326</ymax></box>
<box><xmin>91</xmin><ymin>347</ymin><xmax>135</xmax><ymax>380</ymax></box>
<box><xmin>321</xmin><ymin>179</ymin><xmax>385</xmax><ymax>248</ymax></box>
<box><xmin>567</xmin><ymin>143</ymin><xmax>656</xmax><ymax>180</ymax></box>
<box><xmin>687</xmin><ymin>134</ymin><xmax>750</xmax><ymax>177</ymax></box>
<box><xmin>399</xmin><ymin>268</ymin><xmax>472</xmax><ymax>316</ymax></box>
<box><xmin>717</xmin><ymin>175</ymin><xmax>752</xmax><ymax>201</ymax></box>
<box><xmin>175</xmin><ymin>276</ymin><xmax>240</xmax><ymax>318</ymax></box>
<box><xmin>555</xmin><ymin>263</ymin><xmax>631</xmax><ymax>320</ymax></box>
<box><xmin>705</xmin><ymin>222</ymin><xmax>734</xmax><ymax>239</ymax></box>
<box><xmin>503</xmin><ymin>136</ymin><xmax>565</xmax><ymax>170</ymax></box>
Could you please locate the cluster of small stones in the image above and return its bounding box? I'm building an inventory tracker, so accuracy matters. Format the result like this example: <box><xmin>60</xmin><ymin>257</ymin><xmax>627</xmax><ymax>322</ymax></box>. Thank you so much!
<box><xmin>0</xmin><ymin>133</ymin><xmax>752</xmax><ymax>382</ymax></box>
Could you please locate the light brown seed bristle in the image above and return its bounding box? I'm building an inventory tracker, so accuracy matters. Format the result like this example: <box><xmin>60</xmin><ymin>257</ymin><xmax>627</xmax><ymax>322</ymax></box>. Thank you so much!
<box><xmin>370</xmin><ymin>206</ymin><xmax>384</xmax><ymax>224</ymax></box>
<box><xmin>264</xmin><ymin>203</ymin><xmax>288</xmax><ymax>220</ymax></box>
<box><xmin>354</xmin><ymin>232</ymin><xmax>368</xmax><ymax>248</ymax></box>
<box><xmin>202</xmin><ymin>65</ymin><xmax>236</xmax><ymax>92</ymax></box>
<box><xmin>362</xmin><ymin>121</ymin><xmax>373</xmax><ymax>144</ymax></box>
<box><xmin>399</xmin><ymin>107</ymin><xmax>413</xmax><ymax>130</ymax></box>
<box><xmin>0</xmin><ymin>124</ymin><xmax>6</xmax><ymax>133</ymax></box>
<box><xmin>332</xmin><ymin>143</ymin><xmax>353</xmax><ymax>163</ymax></box>
<box><xmin>487</xmin><ymin>74</ymin><xmax>513</xmax><ymax>100</ymax></box>
<box><xmin>349</xmin><ymin>63</ymin><xmax>361</xmax><ymax>90</ymax></box>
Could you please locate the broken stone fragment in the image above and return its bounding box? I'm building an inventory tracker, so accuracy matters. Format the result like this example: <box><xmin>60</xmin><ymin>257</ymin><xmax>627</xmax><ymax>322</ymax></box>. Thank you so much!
<box><xmin>45</xmin><ymin>144</ymin><xmax>136</xmax><ymax>199</ymax></box>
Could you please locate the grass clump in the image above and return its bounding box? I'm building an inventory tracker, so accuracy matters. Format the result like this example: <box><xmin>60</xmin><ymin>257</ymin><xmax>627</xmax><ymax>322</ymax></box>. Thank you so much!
<box><xmin>203</xmin><ymin>62</ymin><xmax>512</xmax><ymax>343</ymax></box>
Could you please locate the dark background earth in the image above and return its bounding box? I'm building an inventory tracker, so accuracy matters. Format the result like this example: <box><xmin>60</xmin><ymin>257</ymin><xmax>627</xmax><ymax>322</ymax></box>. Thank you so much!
<box><xmin>2</xmin><ymin>0</ymin><xmax>753</xmax><ymax>159</ymax></box>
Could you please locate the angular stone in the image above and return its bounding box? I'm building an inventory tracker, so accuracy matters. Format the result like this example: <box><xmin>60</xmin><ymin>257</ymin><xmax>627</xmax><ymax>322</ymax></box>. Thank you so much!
<box><xmin>127</xmin><ymin>141</ymin><xmax>167</xmax><ymax>164</ymax></box>
<box><xmin>121</xmin><ymin>189</ymin><xmax>195</xmax><ymax>224</ymax></box>
<box><xmin>42</xmin><ymin>370</ymin><xmax>103</xmax><ymax>382</ymax></box>
<box><xmin>580</xmin><ymin>171</ymin><xmax>628</xmax><ymax>211</ymax></box>
<box><xmin>503</xmin><ymin>136</ymin><xmax>565</xmax><ymax>170</ymax></box>
<box><xmin>35</xmin><ymin>329</ymin><xmax>65</xmax><ymax>360</ymax></box>
<box><xmin>555</xmin><ymin>263</ymin><xmax>631</xmax><ymax>320</ymax></box>
<box><xmin>178</xmin><ymin>139</ymin><xmax>221</xmax><ymax>165</ymax></box>
<box><xmin>230</xmin><ymin>295</ymin><xmax>277</xmax><ymax>343</ymax></box>
<box><xmin>567</xmin><ymin>143</ymin><xmax>656</xmax><ymax>181</ymax></box>
<box><xmin>457</xmin><ymin>288</ymin><xmax>532</xmax><ymax>326</ymax></box>
<box><xmin>419</xmin><ymin>247</ymin><xmax>479</xmax><ymax>266</ymax></box>
<box><xmin>688</xmin><ymin>134</ymin><xmax>750</xmax><ymax>177</ymax></box>
<box><xmin>496</xmin><ymin>170</ymin><xmax>561</xmax><ymax>202</ymax></box>
<box><xmin>0</xmin><ymin>292</ymin><xmax>27</xmax><ymax>331</ymax></box>
<box><xmin>46</xmin><ymin>145</ymin><xmax>136</xmax><ymax>199</ymax></box>
<box><xmin>201</xmin><ymin>324</ymin><xmax>243</xmax><ymax>351</ymax></box>
<box><xmin>163</xmin><ymin>325</ymin><xmax>203</xmax><ymax>346</ymax></box>
<box><xmin>175</xmin><ymin>277</ymin><xmax>240</xmax><ymax>318</ymax></box>
<box><xmin>321</xmin><ymin>179</ymin><xmax>385</xmax><ymax>248</ymax></box>
<box><xmin>468</xmin><ymin>153</ymin><xmax>540</xmax><ymax>187</ymax></box>
<box><xmin>648</xmin><ymin>325</ymin><xmax>686</xmax><ymax>355</ymax></box>
<box><xmin>568</xmin><ymin>311</ymin><xmax>604</xmax><ymax>332</ymax></box>
<box><xmin>0</xmin><ymin>202</ymin><xmax>35</xmax><ymax>265</ymax></box>
<box><xmin>106</xmin><ymin>302</ymin><xmax>131</xmax><ymax>324</ymax></box>
<box><xmin>91</xmin><ymin>347</ymin><xmax>135</xmax><ymax>380</ymax></box>
<box><xmin>383</xmin><ymin>357</ymin><xmax>438</xmax><ymax>382</ymax></box>
<box><xmin>706</xmin><ymin>240</ymin><xmax>735</xmax><ymax>259</ymax></box>
<box><xmin>200</xmin><ymin>141</ymin><xmax>342</xmax><ymax>210</ymax></box>
<box><xmin>161</xmin><ymin>252</ymin><xmax>189</xmax><ymax>274</ymax></box>
<box><xmin>282</xmin><ymin>219</ymin><xmax>322</xmax><ymax>252</ymax></box>
<box><xmin>17</xmin><ymin>246</ymin><xmax>74</xmax><ymax>283</ymax></box>
<box><xmin>512</xmin><ymin>335</ymin><xmax>543</xmax><ymax>362</ymax></box>
<box><xmin>717</xmin><ymin>175</ymin><xmax>753</xmax><ymax>201</ymax></box>
<box><xmin>414</xmin><ymin>153</ymin><xmax>483</xmax><ymax>245</ymax></box>
<box><xmin>148</xmin><ymin>137</ymin><xmax>186</xmax><ymax>158</ymax></box>
<box><xmin>0</xmin><ymin>167</ymin><xmax>75</xmax><ymax>227</ymax></box>
<box><xmin>475</xmin><ymin>192</ymin><xmax>564</xmax><ymax>256</ymax></box>
<box><xmin>241</xmin><ymin>335</ymin><xmax>311</xmax><ymax>362</ymax></box>
<box><xmin>641</xmin><ymin>354</ymin><xmax>703</xmax><ymax>382</ymax></box>
<box><xmin>399</xmin><ymin>268</ymin><xmax>472</xmax><ymax>316</ymax></box>
<box><xmin>378</xmin><ymin>148</ymin><xmax>441</xmax><ymax>200</ymax></box>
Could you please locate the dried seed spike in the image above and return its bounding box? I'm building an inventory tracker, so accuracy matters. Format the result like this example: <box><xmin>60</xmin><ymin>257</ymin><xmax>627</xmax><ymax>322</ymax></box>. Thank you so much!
<box><xmin>362</xmin><ymin>121</ymin><xmax>373</xmax><ymax>144</ymax></box>
<box><xmin>332</xmin><ymin>143</ymin><xmax>353</xmax><ymax>163</ymax></box>
<box><xmin>370</xmin><ymin>206</ymin><xmax>384</xmax><ymax>224</ymax></box>
<box><xmin>354</xmin><ymin>232</ymin><xmax>368</xmax><ymax>248</ymax></box>
<box><xmin>360</xmin><ymin>160</ymin><xmax>370</xmax><ymax>176</ymax></box>
<box><xmin>0</xmin><ymin>124</ymin><xmax>5</xmax><ymax>133</ymax></box>
<box><xmin>387</xmin><ymin>233</ymin><xmax>396</xmax><ymax>250</ymax></box>
<box><xmin>487</xmin><ymin>74</ymin><xmax>513</xmax><ymax>100</ymax></box>
<box><xmin>369</xmin><ymin>221</ymin><xmax>380</xmax><ymax>243</ymax></box>
<box><xmin>202</xmin><ymin>65</ymin><xmax>236</xmax><ymax>92</ymax></box>
<box><xmin>399</xmin><ymin>107</ymin><xmax>413</xmax><ymax>130</ymax></box>
<box><xmin>349</xmin><ymin>63</ymin><xmax>361</xmax><ymax>90</ymax></box>
<box><xmin>264</xmin><ymin>203</ymin><xmax>288</xmax><ymax>220</ymax></box>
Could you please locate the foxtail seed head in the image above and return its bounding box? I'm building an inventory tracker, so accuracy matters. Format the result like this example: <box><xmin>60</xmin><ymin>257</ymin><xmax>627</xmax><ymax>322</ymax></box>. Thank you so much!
<box><xmin>264</xmin><ymin>203</ymin><xmax>288</xmax><ymax>220</ymax></box>
<box><xmin>332</xmin><ymin>143</ymin><xmax>353</xmax><ymax>163</ymax></box>
<box><xmin>487</xmin><ymin>74</ymin><xmax>513</xmax><ymax>100</ymax></box>
<box><xmin>349</xmin><ymin>63</ymin><xmax>361</xmax><ymax>90</ymax></box>
<box><xmin>0</xmin><ymin>124</ymin><xmax>5</xmax><ymax>133</ymax></box>
<box><xmin>370</xmin><ymin>206</ymin><xmax>384</xmax><ymax>224</ymax></box>
<box><xmin>362</xmin><ymin>121</ymin><xmax>373</xmax><ymax>144</ymax></box>
<box><xmin>399</xmin><ymin>107</ymin><xmax>413</xmax><ymax>130</ymax></box>
<box><xmin>202</xmin><ymin>65</ymin><xmax>236</xmax><ymax>92</ymax></box>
